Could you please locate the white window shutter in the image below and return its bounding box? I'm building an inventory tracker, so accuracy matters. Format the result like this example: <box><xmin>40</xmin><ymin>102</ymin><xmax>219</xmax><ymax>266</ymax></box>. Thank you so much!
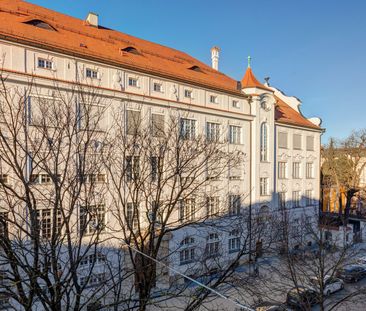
<box><xmin>51</xmin><ymin>62</ymin><xmax>56</xmax><ymax>71</ymax></box>
<box><xmin>97</xmin><ymin>72</ymin><xmax>101</xmax><ymax>80</ymax></box>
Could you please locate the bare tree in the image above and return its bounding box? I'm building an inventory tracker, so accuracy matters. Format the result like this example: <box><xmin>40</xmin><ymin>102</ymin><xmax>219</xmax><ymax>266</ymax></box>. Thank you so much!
<box><xmin>103</xmin><ymin>106</ymin><xmax>277</xmax><ymax>311</ymax></box>
<box><xmin>254</xmin><ymin>205</ymin><xmax>365</xmax><ymax>311</ymax></box>
<box><xmin>0</xmin><ymin>68</ymin><xmax>131</xmax><ymax>311</ymax></box>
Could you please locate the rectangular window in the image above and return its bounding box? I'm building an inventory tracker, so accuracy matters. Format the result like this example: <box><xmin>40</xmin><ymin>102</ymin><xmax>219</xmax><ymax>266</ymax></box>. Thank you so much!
<box><xmin>228</xmin><ymin>195</ymin><xmax>241</xmax><ymax>215</ymax></box>
<box><xmin>292</xmin><ymin>162</ymin><xmax>301</xmax><ymax>179</ymax></box>
<box><xmin>278</xmin><ymin>192</ymin><xmax>286</xmax><ymax>209</ymax></box>
<box><xmin>184</xmin><ymin>89</ymin><xmax>193</xmax><ymax>98</ymax></box>
<box><xmin>0</xmin><ymin>212</ymin><xmax>8</xmax><ymax>237</ymax></box>
<box><xmin>153</xmin><ymin>82</ymin><xmax>162</xmax><ymax>92</ymax></box>
<box><xmin>228</xmin><ymin>230</ymin><xmax>240</xmax><ymax>253</ymax></box>
<box><xmin>30</xmin><ymin>174</ymin><xmax>52</xmax><ymax>184</ymax></box>
<box><xmin>207</xmin><ymin>196</ymin><xmax>219</xmax><ymax>217</ymax></box>
<box><xmin>293</xmin><ymin>134</ymin><xmax>302</xmax><ymax>150</ymax></box>
<box><xmin>260</xmin><ymin>177</ymin><xmax>269</xmax><ymax>196</ymax></box>
<box><xmin>232</xmin><ymin>100</ymin><xmax>240</xmax><ymax>108</ymax></box>
<box><xmin>126</xmin><ymin>110</ymin><xmax>141</xmax><ymax>135</ymax></box>
<box><xmin>278</xmin><ymin>162</ymin><xmax>287</xmax><ymax>179</ymax></box>
<box><xmin>179</xmin><ymin>198</ymin><xmax>195</xmax><ymax>222</ymax></box>
<box><xmin>278</xmin><ymin>132</ymin><xmax>288</xmax><ymax>149</ymax></box>
<box><xmin>292</xmin><ymin>191</ymin><xmax>301</xmax><ymax>208</ymax></box>
<box><xmin>206</xmin><ymin>233</ymin><xmax>220</xmax><ymax>258</ymax></box>
<box><xmin>306</xmin><ymin>190</ymin><xmax>314</xmax><ymax>206</ymax></box>
<box><xmin>86</xmin><ymin>68</ymin><xmax>98</xmax><ymax>79</ymax></box>
<box><xmin>180</xmin><ymin>118</ymin><xmax>196</xmax><ymax>140</ymax></box>
<box><xmin>306</xmin><ymin>162</ymin><xmax>314</xmax><ymax>179</ymax></box>
<box><xmin>128</xmin><ymin>77</ymin><xmax>138</xmax><ymax>87</ymax></box>
<box><xmin>86</xmin><ymin>174</ymin><xmax>106</xmax><ymax>183</ymax></box>
<box><xmin>206</xmin><ymin>122</ymin><xmax>220</xmax><ymax>142</ymax></box>
<box><xmin>229</xmin><ymin>125</ymin><xmax>241</xmax><ymax>144</ymax></box>
<box><xmin>306</xmin><ymin>136</ymin><xmax>315</xmax><ymax>151</ymax></box>
<box><xmin>180</xmin><ymin>248</ymin><xmax>195</xmax><ymax>265</ymax></box>
<box><xmin>126</xmin><ymin>203</ymin><xmax>139</xmax><ymax>229</ymax></box>
<box><xmin>36</xmin><ymin>208</ymin><xmax>62</xmax><ymax>239</ymax></box>
<box><xmin>150</xmin><ymin>156</ymin><xmax>159</xmax><ymax>182</ymax></box>
<box><xmin>80</xmin><ymin>204</ymin><xmax>105</xmax><ymax>235</ymax></box>
<box><xmin>37</xmin><ymin>58</ymin><xmax>53</xmax><ymax>69</ymax></box>
<box><xmin>125</xmin><ymin>156</ymin><xmax>140</xmax><ymax>182</ymax></box>
<box><xmin>79</xmin><ymin>252</ymin><xmax>106</xmax><ymax>267</ymax></box>
<box><xmin>151</xmin><ymin>114</ymin><xmax>164</xmax><ymax>137</ymax></box>
<box><xmin>209</xmin><ymin>95</ymin><xmax>217</xmax><ymax>103</ymax></box>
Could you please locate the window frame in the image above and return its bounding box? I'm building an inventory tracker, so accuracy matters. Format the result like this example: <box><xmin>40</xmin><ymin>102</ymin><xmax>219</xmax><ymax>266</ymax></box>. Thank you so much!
<box><xmin>260</xmin><ymin>122</ymin><xmax>268</xmax><ymax>162</ymax></box>
<box><xmin>229</xmin><ymin>125</ymin><xmax>241</xmax><ymax>144</ymax></box>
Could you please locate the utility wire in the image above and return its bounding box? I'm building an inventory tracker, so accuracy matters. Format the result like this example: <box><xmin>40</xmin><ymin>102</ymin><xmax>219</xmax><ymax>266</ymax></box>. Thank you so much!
<box><xmin>123</xmin><ymin>241</ymin><xmax>255</xmax><ymax>311</ymax></box>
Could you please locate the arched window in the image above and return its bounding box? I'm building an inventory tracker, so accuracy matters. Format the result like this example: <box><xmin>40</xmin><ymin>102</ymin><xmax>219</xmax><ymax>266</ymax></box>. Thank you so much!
<box><xmin>260</xmin><ymin>123</ymin><xmax>268</xmax><ymax>162</ymax></box>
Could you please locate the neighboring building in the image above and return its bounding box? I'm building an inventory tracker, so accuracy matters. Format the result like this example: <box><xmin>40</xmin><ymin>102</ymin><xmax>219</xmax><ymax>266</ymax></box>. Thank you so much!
<box><xmin>321</xmin><ymin>149</ymin><xmax>366</xmax><ymax>244</ymax></box>
<box><xmin>0</xmin><ymin>0</ymin><xmax>323</xmax><ymax>309</ymax></box>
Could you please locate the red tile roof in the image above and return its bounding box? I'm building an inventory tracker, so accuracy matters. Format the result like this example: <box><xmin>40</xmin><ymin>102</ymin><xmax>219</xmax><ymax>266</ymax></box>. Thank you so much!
<box><xmin>241</xmin><ymin>67</ymin><xmax>320</xmax><ymax>130</ymax></box>
<box><xmin>0</xmin><ymin>0</ymin><xmax>242</xmax><ymax>95</ymax></box>
<box><xmin>241</xmin><ymin>67</ymin><xmax>271</xmax><ymax>91</ymax></box>
<box><xmin>275</xmin><ymin>96</ymin><xmax>320</xmax><ymax>129</ymax></box>
<box><xmin>0</xmin><ymin>0</ymin><xmax>321</xmax><ymax>130</ymax></box>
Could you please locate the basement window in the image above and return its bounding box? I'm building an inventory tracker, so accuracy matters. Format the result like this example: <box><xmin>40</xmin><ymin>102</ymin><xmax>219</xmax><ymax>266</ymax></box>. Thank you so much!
<box><xmin>24</xmin><ymin>19</ymin><xmax>56</xmax><ymax>31</ymax></box>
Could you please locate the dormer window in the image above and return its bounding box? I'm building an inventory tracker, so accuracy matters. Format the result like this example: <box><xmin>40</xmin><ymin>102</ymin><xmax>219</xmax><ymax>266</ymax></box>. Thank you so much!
<box><xmin>128</xmin><ymin>77</ymin><xmax>138</xmax><ymax>87</ymax></box>
<box><xmin>24</xmin><ymin>19</ymin><xmax>56</xmax><ymax>31</ymax></box>
<box><xmin>209</xmin><ymin>95</ymin><xmax>217</xmax><ymax>104</ymax></box>
<box><xmin>153</xmin><ymin>83</ymin><xmax>162</xmax><ymax>92</ymax></box>
<box><xmin>37</xmin><ymin>58</ymin><xmax>53</xmax><ymax>70</ymax></box>
<box><xmin>121</xmin><ymin>46</ymin><xmax>140</xmax><ymax>55</ymax></box>
<box><xmin>188</xmin><ymin>65</ymin><xmax>203</xmax><ymax>73</ymax></box>
<box><xmin>232</xmin><ymin>100</ymin><xmax>240</xmax><ymax>108</ymax></box>
<box><xmin>184</xmin><ymin>89</ymin><xmax>193</xmax><ymax>98</ymax></box>
<box><xmin>86</xmin><ymin>68</ymin><xmax>98</xmax><ymax>79</ymax></box>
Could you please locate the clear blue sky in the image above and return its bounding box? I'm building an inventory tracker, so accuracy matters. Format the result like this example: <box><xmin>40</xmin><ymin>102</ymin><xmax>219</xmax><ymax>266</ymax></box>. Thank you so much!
<box><xmin>27</xmin><ymin>0</ymin><xmax>366</xmax><ymax>143</ymax></box>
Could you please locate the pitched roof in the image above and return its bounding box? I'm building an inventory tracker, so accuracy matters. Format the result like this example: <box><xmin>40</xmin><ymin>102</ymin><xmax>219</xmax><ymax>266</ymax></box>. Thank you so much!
<box><xmin>241</xmin><ymin>67</ymin><xmax>321</xmax><ymax>130</ymax></box>
<box><xmin>241</xmin><ymin>67</ymin><xmax>271</xmax><ymax>91</ymax></box>
<box><xmin>0</xmin><ymin>1</ymin><xmax>321</xmax><ymax>130</ymax></box>
<box><xmin>275</xmin><ymin>96</ymin><xmax>320</xmax><ymax>129</ymax></box>
<box><xmin>0</xmin><ymin>0</ymin><xmax>242</xmax><ymax>95</ymax></box>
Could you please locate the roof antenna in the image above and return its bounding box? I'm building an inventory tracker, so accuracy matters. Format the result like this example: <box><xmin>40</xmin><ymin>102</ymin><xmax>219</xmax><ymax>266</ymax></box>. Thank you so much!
<box><xmin>247</xmin><ymin>55</ymin><xmax>252</xmax><ymax>68</ymax></box>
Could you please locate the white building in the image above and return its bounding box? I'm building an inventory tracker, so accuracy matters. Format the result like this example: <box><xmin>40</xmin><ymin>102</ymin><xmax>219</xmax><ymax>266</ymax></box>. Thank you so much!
<box><xmin>0</xmin><ymin>0</ymin><xmax>323</xmax><ymax>309</ymax></box>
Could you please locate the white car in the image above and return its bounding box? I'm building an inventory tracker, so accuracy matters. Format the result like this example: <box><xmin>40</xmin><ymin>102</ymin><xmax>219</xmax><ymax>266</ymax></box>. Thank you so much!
<box><xmin>310</xmin><ymin>275</ymin><xmax>344</xmax><ymax>296</ymax></box>
<box><xmin>356</xmin><ymin>256</ymin><xmax>366</xmax><ymax>267</ymax></box>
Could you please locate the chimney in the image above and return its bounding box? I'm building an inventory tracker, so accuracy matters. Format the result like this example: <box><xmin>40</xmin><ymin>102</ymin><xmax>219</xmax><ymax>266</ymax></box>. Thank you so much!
<box><xmin>86</xmin><ymin>12</ymin><xmax>99</xmax><ymax>27</ymax></box>
<box><xmin>211</xmin><ymin>46</ymin><xmax>220</xmax><ymax>71</ymax></box>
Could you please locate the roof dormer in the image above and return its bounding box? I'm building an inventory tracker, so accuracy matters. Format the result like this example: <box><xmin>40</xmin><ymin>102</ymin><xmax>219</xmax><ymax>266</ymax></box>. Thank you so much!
<box><xmin>24</xmin><ymin>19</ymin><xmax>56</xmax><ymax>31</ymax></box>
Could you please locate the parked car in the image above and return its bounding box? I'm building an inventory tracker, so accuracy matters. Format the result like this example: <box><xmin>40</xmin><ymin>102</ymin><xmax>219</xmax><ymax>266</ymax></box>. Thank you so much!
<box><xmin>355</xmin><ymin>256</ymin><xmax>366</xmax><ymax>267</ymax></box>
<box><xmin>309</xmin><ymin>275</ymin><xmax>344</xmax><ymax>295</ymax></box>
<box><xmin>286</xmin><ymin>286</ymin><xmax>318</xmax><ymax>310</ymax></box>
<box><xmin>254</xmin><ymin>301</ymin><xmax>288</xmax><ymax>311</ymax></box>
<box><xmin>336</xmin><ymin>264</ymin><xmax>366</xmax><ymax>282</ymax></box>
